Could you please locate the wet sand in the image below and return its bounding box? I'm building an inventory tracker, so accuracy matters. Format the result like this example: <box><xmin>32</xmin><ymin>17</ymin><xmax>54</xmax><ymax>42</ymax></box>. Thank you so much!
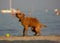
<box><xmin>0</xmin><ymin>36</ymin><xmax>60</xmax><ymax>43</ymax></box>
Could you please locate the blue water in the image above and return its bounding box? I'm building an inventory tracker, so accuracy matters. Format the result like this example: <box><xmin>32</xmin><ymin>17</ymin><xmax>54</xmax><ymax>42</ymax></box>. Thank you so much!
<box><xmin>0</xmin><ymin>11</ymin><xmax>60</xmax><ymax>36</ymax></box>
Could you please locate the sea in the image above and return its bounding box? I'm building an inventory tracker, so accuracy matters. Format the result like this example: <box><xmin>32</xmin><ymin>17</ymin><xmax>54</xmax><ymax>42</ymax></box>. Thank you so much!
<box><xmin>0</xmin><ymin>10</ymin><xmax>60</xmax><ymax>36</ymax></box>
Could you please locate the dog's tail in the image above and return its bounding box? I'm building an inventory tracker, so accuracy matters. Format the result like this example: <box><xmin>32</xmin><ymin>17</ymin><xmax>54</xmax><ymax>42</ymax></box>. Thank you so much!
<box><xmin>42</xmin><ymin>24</ymin><xmax>47</xmax><ymax>28</ymax></box>
<box><xmin>40</xmin><ymin>23</ymin><xmax>47</xmax><ymax>28</ymax></box>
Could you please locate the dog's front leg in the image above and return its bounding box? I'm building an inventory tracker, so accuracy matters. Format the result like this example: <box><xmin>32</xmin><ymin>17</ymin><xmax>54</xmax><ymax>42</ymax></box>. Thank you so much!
<box><xmin>23</xmin><ymin>28</ymin><xmax>25</xmax><ymax>36</ymax></box>
<box><xmin>23</xmin><ymin>27</ymin><xmax>28</xmax><ymax>36</ymax></box>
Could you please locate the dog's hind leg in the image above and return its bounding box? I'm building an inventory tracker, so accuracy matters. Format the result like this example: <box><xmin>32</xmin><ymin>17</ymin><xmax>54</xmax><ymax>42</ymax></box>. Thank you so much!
<box><xmin>31</xmin><ymin>27</ymin><xmax>37</xmax><ymax>36</ymax></box>
<box><xmin>31</xmin><ymin>27</ymin><xmax>35</xmax><ymax>32</ymax></box>
<box><xmin>35</xmin><ymin>26</ymin><xmax>41</xmax><ymax>36</ymax></box>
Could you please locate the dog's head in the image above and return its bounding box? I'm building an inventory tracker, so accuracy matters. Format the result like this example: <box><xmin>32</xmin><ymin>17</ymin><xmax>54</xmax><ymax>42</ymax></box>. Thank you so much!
<box><xmin>16</xmin><ymin>12</ymin><xmax>25</xmax><ymax>19</ymax></box>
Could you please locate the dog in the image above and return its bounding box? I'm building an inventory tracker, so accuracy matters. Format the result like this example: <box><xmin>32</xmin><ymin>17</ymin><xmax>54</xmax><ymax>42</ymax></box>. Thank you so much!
<box><xmin>15</xmin><ymin>12</ymin><xmax>47</xmax><ymax>36</ymax></box>
<box><xmin>12</xmin><ymin>9</ymin><xmax>47</xmax><ymax>36</ymax></box>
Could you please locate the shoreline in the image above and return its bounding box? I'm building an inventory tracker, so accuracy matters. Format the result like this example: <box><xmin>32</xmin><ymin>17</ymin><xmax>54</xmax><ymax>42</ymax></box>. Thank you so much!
<box><xmin>0</xmin><ymin>36</ymin><xmax>60</xmax><ymax>41</ymax></box>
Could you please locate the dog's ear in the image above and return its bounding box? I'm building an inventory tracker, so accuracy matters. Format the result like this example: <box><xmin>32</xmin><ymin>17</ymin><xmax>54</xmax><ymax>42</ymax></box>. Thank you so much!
<box><xmin>23</xmin><ymin>14</ymin><xmax>25</xmax><ymax>17</ymax></box>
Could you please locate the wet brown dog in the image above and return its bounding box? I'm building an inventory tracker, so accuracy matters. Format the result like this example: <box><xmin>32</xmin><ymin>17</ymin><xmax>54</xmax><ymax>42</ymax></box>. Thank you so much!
<box><xmin>15</xmin><ymin>12</ymin><xmax>47</xmax><ymax>36</ymax></box>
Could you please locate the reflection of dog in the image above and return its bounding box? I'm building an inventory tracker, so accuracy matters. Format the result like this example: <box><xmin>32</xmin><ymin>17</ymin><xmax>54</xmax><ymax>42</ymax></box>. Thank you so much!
<box><xmin>16</xmin><ymin>12</ymin><xmax>47</xmax><ymax>36</ymax></box>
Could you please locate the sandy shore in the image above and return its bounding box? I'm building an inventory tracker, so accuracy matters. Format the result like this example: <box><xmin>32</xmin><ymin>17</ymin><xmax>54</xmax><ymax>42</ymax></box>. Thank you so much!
<box><xmin>0</xmin><ymin>36</ymin><xmax>60</xmax><ymax>41</ymax></box>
